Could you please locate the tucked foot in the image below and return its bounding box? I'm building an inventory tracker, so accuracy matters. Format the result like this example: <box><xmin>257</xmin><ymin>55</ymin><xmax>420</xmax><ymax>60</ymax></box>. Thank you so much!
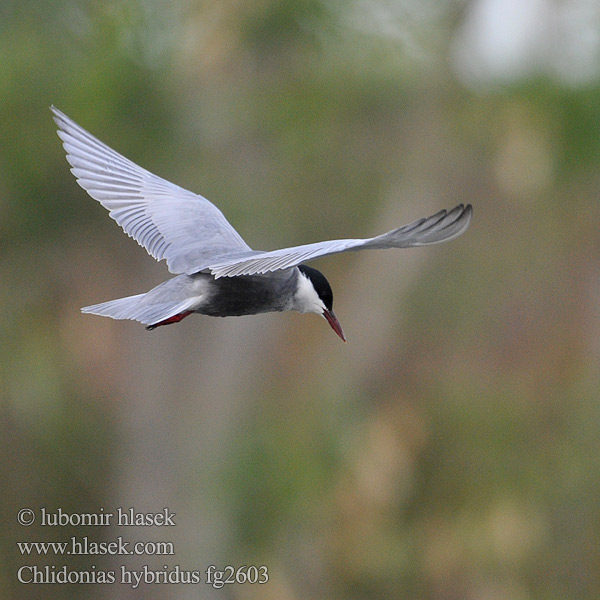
<box><xmin>146</xmin><ymin>311</ymin><xmax>193</xmax><ymax>330</ymax></box>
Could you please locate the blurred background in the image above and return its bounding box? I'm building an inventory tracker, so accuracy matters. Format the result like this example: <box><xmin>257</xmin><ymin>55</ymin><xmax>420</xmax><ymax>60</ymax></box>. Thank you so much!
<box><xmin>2</xmin><ymin>0</ymin><xmax>600</xmax><ymax>598</ymax></box>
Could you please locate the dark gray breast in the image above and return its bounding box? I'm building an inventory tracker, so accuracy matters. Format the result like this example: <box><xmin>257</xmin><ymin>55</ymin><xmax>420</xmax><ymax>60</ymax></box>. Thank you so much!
<box><xmin>197</xmin><ymin>269</ymin><xmax>298</xmax><ymax>317</ymax></box>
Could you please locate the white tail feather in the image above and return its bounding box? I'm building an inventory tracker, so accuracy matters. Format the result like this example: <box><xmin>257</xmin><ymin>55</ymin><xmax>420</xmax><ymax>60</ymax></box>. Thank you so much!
<box><xmin>82</xmin><ymin>293</ymin><xmax>200</xmax><ymax>326</ymax></box>
<box><xmin>81</xmin><ymin>274</ymin><xmax>206</xmax><ymax>326</ymax></box>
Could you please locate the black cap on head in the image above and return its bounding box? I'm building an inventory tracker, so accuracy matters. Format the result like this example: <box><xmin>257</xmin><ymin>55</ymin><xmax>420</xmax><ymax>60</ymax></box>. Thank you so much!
<box><xmin>298</xmin><ymin>264</ymin><xmax>333</xmax><ymax>311</ymax></box>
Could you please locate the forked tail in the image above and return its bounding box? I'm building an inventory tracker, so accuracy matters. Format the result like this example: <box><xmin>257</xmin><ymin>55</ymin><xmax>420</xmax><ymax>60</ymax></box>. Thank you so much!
<box><xmin>82</xmin><ymin>293</ymin><xmax>197</xmax><ymax>329</ymax></box>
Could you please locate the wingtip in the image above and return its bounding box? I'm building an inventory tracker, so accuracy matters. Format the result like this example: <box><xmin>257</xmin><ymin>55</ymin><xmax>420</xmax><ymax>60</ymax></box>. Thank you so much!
<box><xmin>463</xmin><ymin>203</ymin><xmax>473</xmax><ymax>224</ymax></box>
<box><xmin>50</xmin><ymin>105</ymin><xmax>68</xmax><ymax>130</ymax></box>
<box><xmin>453</xmin><ymin>203</ymin><xmax>473</xmax><ymax>235</ymax></box>
<box><xmin>450</xmin><ymin>203</ymin><xmax>473</xmax><ymax>225</ymax></box>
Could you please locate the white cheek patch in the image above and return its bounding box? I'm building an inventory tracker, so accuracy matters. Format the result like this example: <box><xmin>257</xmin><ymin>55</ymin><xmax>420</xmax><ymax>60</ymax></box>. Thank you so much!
<box><xmin>294</xmin><ymin>272</ymin><xmax>326</xmax><ymax>314</ymax></box>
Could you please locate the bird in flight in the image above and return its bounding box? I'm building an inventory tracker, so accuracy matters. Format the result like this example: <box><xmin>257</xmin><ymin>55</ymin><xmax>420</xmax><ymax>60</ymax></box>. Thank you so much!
<box><xmin>52</xmin><ymin>107</ymin><xmax>472</xmax><ymax>341</ymax></box>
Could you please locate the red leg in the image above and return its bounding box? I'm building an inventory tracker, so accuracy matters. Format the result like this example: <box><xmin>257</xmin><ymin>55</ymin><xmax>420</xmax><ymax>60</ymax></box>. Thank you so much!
<box><xmin>146</xmin><ymin>311</ymin><xmax>193</xmax><ymax>330</ymax></box>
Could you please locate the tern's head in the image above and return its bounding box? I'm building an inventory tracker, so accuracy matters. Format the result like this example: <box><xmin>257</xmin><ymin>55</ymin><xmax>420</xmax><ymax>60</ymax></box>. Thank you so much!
<box><xmin>294</xmin><ymin>265</ymin><xmax>345</xmax><ymax>342</ymax></box>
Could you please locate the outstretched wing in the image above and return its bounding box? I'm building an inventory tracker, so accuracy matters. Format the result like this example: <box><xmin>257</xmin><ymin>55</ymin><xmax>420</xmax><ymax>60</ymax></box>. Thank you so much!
<box><xmin>208</xmin><ymin>204</ymin><xmax>472</xmax><ymax>278</ymax></box>
<box><xmin>52</xmin><ymin>107</ymin><xmax>251</xmax><ymax>274</ymax></box>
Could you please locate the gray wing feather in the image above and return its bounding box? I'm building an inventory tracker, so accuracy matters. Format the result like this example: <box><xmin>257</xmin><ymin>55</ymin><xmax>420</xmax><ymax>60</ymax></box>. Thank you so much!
<box><xmin>208</xmin><ymin>204</ymin><xmax>472</xmax><ymax>278</ymax></box>
<box><xmin>52</xmin><ymin>107</ymin><xmax>251</xmax><ymax>275</ymax></box>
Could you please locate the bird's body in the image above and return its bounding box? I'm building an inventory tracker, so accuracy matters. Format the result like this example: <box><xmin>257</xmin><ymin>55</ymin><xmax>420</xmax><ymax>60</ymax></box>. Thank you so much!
<box><xmin>187</xmin><ymin>271</ymin><xmax>297</xmax><ymax>318</ymax></box>
<box><xmin>52</xmin><ymin>107</ymin><xmax>472</xmax><ymax>341</ymax></box>
<box><xmin>86</xmin><ymin>269</ymin><xmax>300</xmax><ymax>322</ymax></box>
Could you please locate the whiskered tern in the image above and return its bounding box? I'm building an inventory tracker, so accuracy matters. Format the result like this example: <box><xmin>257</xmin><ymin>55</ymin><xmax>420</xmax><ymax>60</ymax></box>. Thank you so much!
<box><xmin>52</xmin><ymin>107</ymin><xmax>472</xmax><ymax>341</ymax></box>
